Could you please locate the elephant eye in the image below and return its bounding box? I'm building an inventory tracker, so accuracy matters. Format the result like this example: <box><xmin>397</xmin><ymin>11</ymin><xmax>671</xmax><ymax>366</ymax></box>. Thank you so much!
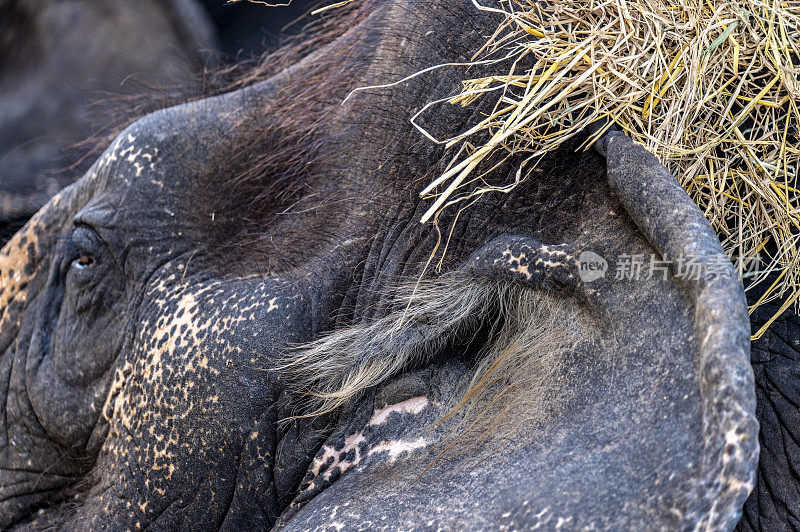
<box><xmin>72</xmin><ymin>254</ymin><xmax>95</xmax><ymax>269</ymax></box>
<box><xmin>68</xmin><ymin>226</ymin><xmax>103</xmax><ymax>277</ymax></box>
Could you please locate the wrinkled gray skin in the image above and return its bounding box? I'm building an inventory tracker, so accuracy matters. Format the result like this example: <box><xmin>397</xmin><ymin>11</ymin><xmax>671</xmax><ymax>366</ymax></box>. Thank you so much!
<box><xmin>0</xmin><ymin>0</ymin><xmax>762</xmax><ymax>529</ymax></box>
<box><xmin>0</xmin><ymin>0</ymin><xmax>216</xmax><ymax>229</ymax></box>
<box><xmin>738</xmin><ymin>294</ymin><xmax>800</xmax><ymax>531</ymax></box>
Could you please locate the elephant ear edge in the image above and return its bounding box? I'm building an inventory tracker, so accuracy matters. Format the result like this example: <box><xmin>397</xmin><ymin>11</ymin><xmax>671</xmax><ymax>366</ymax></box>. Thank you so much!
<box><xmin>598</xmin><ymin>130</ymin><xmax>758</xmax><ymax>529</ymax></box>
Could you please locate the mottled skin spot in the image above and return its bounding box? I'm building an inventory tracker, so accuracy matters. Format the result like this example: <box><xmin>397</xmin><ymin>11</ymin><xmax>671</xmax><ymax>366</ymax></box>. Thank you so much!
<box><xmin>289</xmin><ymin>390</ymin><xmax>434</xmax><ymax>513</ymax></box>
<box><xmin>0</xmin><ymin>220</ymin><xmax>39</xmax><ymax>328</ymax></box>
<box><xmin>366</xmin><ymin>437</ymin><xmax>429</xmax><ymax>461</ymax></box>
<box><xmin>466</xmin><ymin>236</ymin><xmax>582</xmax><ymax>294</ymax></box>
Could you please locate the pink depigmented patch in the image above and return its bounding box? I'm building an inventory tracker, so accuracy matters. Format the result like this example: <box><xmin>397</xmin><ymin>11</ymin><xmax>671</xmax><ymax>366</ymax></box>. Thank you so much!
<box><xmin>367</xmin><ymin>437</ymin><xmax>429</xmax><ymax>462</ymax></box>
<box><xmin>368</xmin><ymin>396</ymin><xmax>428</xmax><ymax>426</ymax></box>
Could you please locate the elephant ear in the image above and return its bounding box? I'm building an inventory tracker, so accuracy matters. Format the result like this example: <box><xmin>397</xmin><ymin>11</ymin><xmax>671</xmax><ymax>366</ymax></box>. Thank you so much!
<box><xmin>277</xmin><ymin>131</ymin><xmax>758</xmax><ymax>530</ymax></box>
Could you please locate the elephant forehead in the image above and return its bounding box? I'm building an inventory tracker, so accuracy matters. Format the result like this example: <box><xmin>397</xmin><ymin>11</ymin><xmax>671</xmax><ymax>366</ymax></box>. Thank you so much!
<box><xmin>88</xmin><ymin>131</ymin><xmax>161</xmax><ymax>191</ymax></box>
<box><xmin>79</xmin><ymin>104</ymin><xmax>241</xmax><ymax>236</ymax></box>
<box><xmin>74</xmin><ymin>126</ymin><xmax>206</xmax><ymax>249</ymax></box>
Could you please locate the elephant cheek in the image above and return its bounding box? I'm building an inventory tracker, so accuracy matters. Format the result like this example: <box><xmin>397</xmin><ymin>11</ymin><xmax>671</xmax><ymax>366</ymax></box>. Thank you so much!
<box><xmin>19</xmin><ymin>264</ymin><xmax>129</xmax><ymax>450</ymax></box>
<box><xmin>0</xmin><ymin>184</ymin><xmax>97</xmax><ymax>527</ymax></box>
<box><xmin>0</xmin><ymin>288</ymin><xmax>87</xmax><ymax>530</ymax></box>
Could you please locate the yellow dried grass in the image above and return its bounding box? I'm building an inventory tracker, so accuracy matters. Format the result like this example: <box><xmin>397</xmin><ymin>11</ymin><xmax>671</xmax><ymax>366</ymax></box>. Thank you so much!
<box><xmin>403</xmin><ymin>0</ymin><xmax>800</xmax><ymax>338</ymax></box>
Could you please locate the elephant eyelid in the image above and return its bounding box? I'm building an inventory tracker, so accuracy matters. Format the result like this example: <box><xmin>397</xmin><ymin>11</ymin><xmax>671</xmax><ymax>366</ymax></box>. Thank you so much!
<box><xmin>68</xmin><ymin>225</ymin><xmax>105</xmax><ymax>270</ymax></box>
<box><xmin>71</xmin><ymin>226</ymin><xmax>100</xmax><ymax>253</ymax></box>
<box><xmin>71</xmin><ymin>221</ymin><xmax>126</xmax><ymax>275</ymax></box>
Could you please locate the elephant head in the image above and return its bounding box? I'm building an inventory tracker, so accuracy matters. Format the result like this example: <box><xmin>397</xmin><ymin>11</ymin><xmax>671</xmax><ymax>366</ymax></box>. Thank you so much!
<box><xmin>0</xmin><ymin>0</ymin><xmax>758</xmax><ymax>528</ymax></box>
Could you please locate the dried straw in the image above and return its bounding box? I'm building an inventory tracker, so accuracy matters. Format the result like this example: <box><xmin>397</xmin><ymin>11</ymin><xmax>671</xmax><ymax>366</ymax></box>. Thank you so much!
<box><xmin>400</xmin><ymin>0</ymin><xmax>799</xmax><ymax>338</ymax></box>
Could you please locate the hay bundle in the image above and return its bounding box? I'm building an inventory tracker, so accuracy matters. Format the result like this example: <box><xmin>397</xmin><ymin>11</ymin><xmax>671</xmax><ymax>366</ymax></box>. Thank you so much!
<box><xmin>407</xmin><ymin>0</ymin><xmax>799</xmax><ymax>337</ymax></box>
